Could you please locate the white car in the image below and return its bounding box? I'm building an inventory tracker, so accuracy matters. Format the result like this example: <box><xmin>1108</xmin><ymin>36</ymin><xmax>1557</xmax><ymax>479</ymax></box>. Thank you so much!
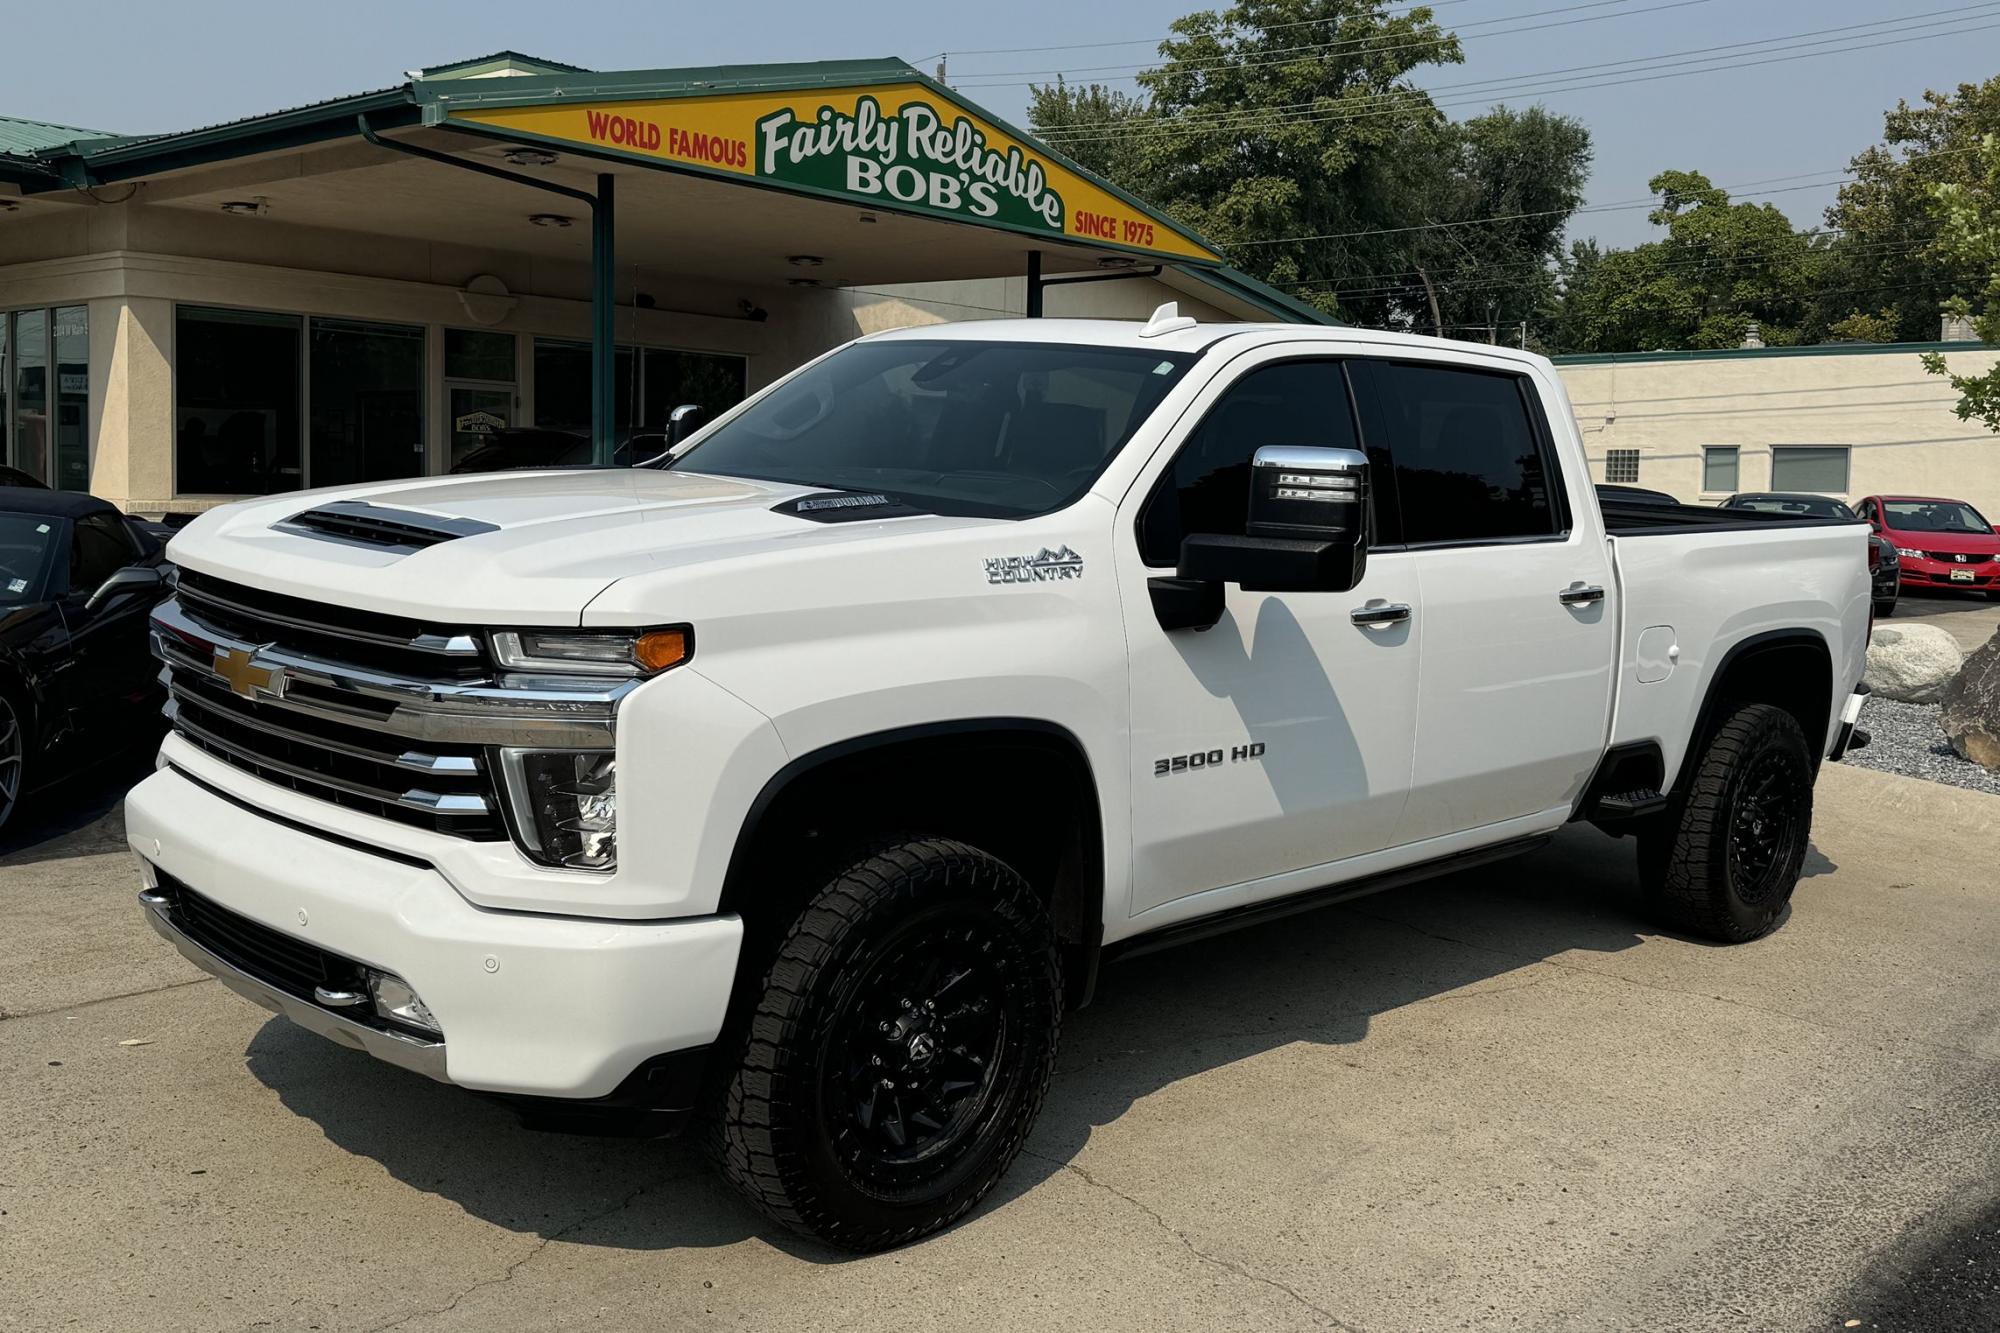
<box><xmin>130</xmin><ymin>309</ymin><xmax>1872</xmax><ymax>1250</ymax></box>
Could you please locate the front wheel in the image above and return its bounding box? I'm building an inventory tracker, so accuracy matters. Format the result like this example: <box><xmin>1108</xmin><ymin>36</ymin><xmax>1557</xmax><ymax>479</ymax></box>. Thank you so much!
<box><xmin>1637</xmin><ymin>703</ymin><xmax>1815</xmax><ymax>943</ymax></box>
<box><xmin>0</xmin><ymin>690</ymin><xmax>26</xmax><ymax>833</ymax></box>
<box><xmin>1874</xmin><ymin>598</ymin><xmax>1897</xmax><ymax>618</ymax></box>
<box><xmin>711</xmin><ymin>838</ymin><xmax>1060</xmax><ymax>1251</ymax></box>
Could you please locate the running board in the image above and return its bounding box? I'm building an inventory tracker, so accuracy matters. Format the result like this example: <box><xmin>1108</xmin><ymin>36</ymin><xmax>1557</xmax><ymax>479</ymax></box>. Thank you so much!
<box><xmin>1104</xmin><ymin>834</ymin><xmax>1553</xmax><ymax>964</ymax></box>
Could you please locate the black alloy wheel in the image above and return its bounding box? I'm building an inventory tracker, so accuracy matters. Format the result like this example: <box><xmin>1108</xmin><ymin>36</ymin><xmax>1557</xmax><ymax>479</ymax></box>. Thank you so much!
<box><xmin>821</xmin><ymin>914</ymin><xmax>1020</xmax><ymax>1197</ymax></box>
<box><xmin>1724</xmin><ymin>744</ymin><xmax>1809</xmax><ymax>907</ymax></box>
<box><xmin>711</xmin><ymin>838</ymin><xmax>1060</xmax><ymax>1251</ymax></box>
<box><xmin>0</xmin><ymin>693</ymin><xmax>24</xmax><ymax>830</ymax></box>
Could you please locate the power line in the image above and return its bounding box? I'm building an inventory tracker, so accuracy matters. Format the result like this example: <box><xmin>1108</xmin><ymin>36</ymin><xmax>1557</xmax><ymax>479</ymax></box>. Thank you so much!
<box><xmin>1032</xmin><ymin>6</ymin><xmax>2000</xmax><ymax>143</ymax></box>
<box><xmin>957</xmin><ymin>0</ymin><xmax>1711</xmax><ymax>87</ymax></box>
<box><xmin>1030</xmin><ymin>2</ymin><xmax>1999</xmax><ymax>141</ymax></box>
<box><xmin>932</xmin><ymin>0</ymin><xmax>1538</xmax><ymax>60</ymax></box>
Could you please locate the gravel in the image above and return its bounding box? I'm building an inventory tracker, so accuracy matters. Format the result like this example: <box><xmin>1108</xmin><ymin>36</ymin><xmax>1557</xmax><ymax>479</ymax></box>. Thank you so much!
<box><xmin>1843</xmin><ymin>697</ymin><xmax>2000</xmax><ymax>796</ymax></box>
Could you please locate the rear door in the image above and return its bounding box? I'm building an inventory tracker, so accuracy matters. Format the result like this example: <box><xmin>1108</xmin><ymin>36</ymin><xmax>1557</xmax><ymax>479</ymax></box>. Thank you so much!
<box><xmin>1117</xmin><ymin>352</ymin><xmax>1422</xmax><ymax>915</ymax></box>
<box><xmin>1349</xmin><ymin>356</ymin><xmax>1615</xmax><ymax>843</ymax></box>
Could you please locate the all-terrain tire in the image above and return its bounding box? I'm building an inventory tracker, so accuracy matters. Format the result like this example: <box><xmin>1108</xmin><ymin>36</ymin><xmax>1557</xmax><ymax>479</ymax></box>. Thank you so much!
<box><xmin>710</xmin><ymin>837</ymin><xmax>1060</xmax><ymax>1251</ymax></box>
<box><xmin>1637</xmin><ymin>702</ymin><xmax>1814</xmax><ymax>943</ymax></box>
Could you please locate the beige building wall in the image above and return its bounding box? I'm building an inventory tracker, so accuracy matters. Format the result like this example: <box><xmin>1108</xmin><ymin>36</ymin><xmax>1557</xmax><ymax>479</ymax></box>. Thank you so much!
<box><xmin>1555</xmin><ymin>344</ymin><xmax>2000</xmax><ymax>515</ymax></box>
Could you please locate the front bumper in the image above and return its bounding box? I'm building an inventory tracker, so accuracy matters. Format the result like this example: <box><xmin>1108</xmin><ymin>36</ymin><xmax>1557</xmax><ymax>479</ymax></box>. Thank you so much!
<box><xmin>1898</xmin><ymin>557</ymin><xmax>1999</xmax><ymax>591</ymax></box>
<box><xmin>126</xmin><ymin>764</ymin><xmax>743</xmax><ymax>1100</ymax></box>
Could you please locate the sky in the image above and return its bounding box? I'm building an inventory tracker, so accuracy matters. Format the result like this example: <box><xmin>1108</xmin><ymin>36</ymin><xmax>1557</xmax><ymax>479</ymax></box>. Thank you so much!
<box><xmin>4</xmin><ymin>0</ymin><xmax>1995</xmax><ymax>249</ymax></box>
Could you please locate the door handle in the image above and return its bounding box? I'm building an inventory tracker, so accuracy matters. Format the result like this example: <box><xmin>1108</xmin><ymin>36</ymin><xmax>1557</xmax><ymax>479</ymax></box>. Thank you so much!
<box><xmin>1558</xmin><ymin>583</ymin><xmax>1606</xmax><ymax>606</ymax></box>
<box><xmin>1350</xmin><ymin>602</ymin><xmax>1412</xmax><ymax>626</ymax></box>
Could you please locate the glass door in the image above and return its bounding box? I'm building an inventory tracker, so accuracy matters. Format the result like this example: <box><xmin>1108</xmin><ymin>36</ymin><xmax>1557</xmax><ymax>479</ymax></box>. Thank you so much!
<box><xmin>447</xmin><ymin>383</ymin><xmax>514</xmax><ymax>471</ymax></box>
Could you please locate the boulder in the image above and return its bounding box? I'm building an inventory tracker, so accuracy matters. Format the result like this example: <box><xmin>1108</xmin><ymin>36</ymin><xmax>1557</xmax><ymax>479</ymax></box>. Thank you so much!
<box><xmin>1941</xmin><ymin>629</ymin><xmax>2000</xmax><ymax>770</ymax></box>
<box><xmin>1864</xmin><ymin>623</ymin><xmax>1964</xmax><ymax>704</ymax></box>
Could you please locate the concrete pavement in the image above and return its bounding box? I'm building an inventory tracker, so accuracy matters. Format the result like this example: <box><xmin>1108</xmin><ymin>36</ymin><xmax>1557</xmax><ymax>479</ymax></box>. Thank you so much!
<box><xmin>1892</xmin><ymin>590</ymin><xmax>2000</xmax><ymax>653</ymax></box>
<box><xmin>5</xmin><ymin>761</ymin><xmax>2000</xmax><ymax>1332</ymax></box>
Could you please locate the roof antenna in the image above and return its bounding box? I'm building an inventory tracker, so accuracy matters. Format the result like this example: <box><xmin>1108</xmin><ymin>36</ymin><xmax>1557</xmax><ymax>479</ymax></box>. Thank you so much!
<box><xmin>1139</xmin><ymin>302</ymin><xmax>1197</xmax><ymax>338</ymax></box>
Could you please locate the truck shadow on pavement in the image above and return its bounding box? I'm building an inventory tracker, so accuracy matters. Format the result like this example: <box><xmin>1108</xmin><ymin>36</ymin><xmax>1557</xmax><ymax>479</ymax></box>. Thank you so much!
<box><xmin>244</xmin><ymin>822</ymin><xmax>1774</xmax><ymax>1262</ymax></box>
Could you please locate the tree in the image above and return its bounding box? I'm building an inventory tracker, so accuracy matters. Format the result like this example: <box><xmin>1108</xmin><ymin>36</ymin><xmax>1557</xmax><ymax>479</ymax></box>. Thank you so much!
<box><xmin>1919</xmin><ymin>131</ymin><xmax>2000</xmax><ymax>431</ymax></box>
<box><xmin>1028</xmin><ymin>1</ymin><xmax>1590</xmax><ymax>334</ymax></box>
<box><xmin>1820</xmin><ymin>78</ymin><xmax>2000</xmax><ymax>344</ymax></box>
<box><xmin>1551</xmin><ymin>170</ymin><xmax>1824</xmax><ymax>354</ymax></box>
<box><xmin>1025</xmin><ymin>79</ymin><xmax>1152</xmax><ymax>189</ymax></box>
<box><xmin>1402</xmin><ymin>105</ymin><xmax>1592</xmax><ymax>341</ymax></box>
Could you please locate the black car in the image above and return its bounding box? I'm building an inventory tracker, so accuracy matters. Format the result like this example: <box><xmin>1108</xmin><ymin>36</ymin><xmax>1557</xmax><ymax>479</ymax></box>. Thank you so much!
<box><xmin>0</xmin><ymin>488</ymin><xmax>171</xmax><ymax>828</ymax></box>
<box><xmin>1721</xmin><ymin>491</ymin><xmax>1899</xmax><ymax>616</ymax></box>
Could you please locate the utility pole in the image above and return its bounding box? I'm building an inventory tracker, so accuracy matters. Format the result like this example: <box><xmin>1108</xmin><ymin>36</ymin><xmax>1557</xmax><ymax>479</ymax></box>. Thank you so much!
<box><xmin>1416</xmin><ymin>267</ymin><xmax>1443</xmax><ymax>338</ymax></box>
<box><xmin>1519</xmin><ymin>320</ymin><xmax>1528</xmax><ymax>349</ymax></box>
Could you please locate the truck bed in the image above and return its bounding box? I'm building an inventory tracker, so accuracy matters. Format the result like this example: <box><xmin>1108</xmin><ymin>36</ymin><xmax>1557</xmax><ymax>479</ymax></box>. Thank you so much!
<box><xmin>1598</xmin><ymin>499</ymin><xmax>1866</xmax><ymax>536</ymax></box>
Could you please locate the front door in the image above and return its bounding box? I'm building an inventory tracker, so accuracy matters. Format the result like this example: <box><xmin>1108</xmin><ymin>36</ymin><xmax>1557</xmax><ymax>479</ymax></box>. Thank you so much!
<box><xmin>1348</xmin><ymin>356</ymin><xmax>1615</xmax><ymax>842</ymax></box>
<box><xmin>1119</xmin><ymin>355</ymin><xmax>1422</xmax><ymax>917</ymax></box>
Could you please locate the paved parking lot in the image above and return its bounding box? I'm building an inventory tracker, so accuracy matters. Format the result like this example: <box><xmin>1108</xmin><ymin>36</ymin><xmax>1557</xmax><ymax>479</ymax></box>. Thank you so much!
<box><xmin>6</xmin><ymin>753</ymin><xmax>2000</xmax><ymax>1333</ymax></box>
<box><xmin>1893</xmin><ymin>589</ymin><xmax>2000</xmax><ymax>653</ymax></box>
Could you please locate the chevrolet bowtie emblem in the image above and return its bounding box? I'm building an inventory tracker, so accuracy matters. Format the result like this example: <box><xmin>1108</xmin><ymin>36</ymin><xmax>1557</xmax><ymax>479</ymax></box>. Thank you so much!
<box><xmin>213</xmin><ymin>645</ymin><xmax>281</xmax><ymax>700</ymax></box>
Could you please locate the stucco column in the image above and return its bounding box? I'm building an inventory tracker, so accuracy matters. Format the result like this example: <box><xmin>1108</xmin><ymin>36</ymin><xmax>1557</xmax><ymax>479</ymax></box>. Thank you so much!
<box><xmin>93</xmin><ymin>296</ymin><xmax>174</xmax><ymax>512</ymax></box>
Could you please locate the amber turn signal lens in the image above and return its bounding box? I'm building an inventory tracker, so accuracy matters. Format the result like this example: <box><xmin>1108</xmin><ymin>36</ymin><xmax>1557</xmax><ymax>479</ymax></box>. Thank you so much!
<box><xmin>635</xmin><ymin>628</ymin><xmax>690</xmax><ymax>672</ymax></box>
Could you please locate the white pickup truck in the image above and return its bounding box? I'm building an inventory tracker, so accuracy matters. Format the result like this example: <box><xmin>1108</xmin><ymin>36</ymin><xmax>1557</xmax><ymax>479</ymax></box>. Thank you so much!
<box><xmin>130</xmin><ymin>310</ymin><xmax>1872</xmax><ymax>1251</ymax></box>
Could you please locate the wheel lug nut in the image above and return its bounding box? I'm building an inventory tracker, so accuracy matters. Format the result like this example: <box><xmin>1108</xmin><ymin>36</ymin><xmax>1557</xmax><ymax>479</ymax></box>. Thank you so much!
<box><xmin>871</xmin><ymin>1054</ymin><xmax>883</xmax><ymax>1066</ymax></box>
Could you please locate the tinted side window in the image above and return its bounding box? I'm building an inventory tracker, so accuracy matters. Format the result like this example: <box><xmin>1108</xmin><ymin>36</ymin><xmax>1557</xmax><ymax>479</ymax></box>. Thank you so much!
<box><xmin>1138</xmin><ymin>360</ymin><xmax>1361</xmax><ymax>565</ymax></box>
<box><xmin>1354</xmin><ymin>361</ymin><xmax>1560</xmax><ymax>545</ymax></box>
<box><xmin>69</xmin><ymin>514</ymin><xmax>133</xmax><ymax>596</ymax></box>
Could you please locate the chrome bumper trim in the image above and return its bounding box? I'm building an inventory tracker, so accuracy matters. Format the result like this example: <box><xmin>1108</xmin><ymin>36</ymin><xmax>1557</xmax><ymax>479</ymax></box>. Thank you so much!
<box><xmin>151</xmin><ymin>597</ymin><xmax>631</xmax><ymax>746</ymax></box>
<box><xmin>140</xmin><ymin>892</ymin><xmax>449</xmax><ymax>1084</ymax></box>
<box><xmin>1828</xmin><ymin>682</ymin><xmax>1871</xmax><ymax>762</ymax></box>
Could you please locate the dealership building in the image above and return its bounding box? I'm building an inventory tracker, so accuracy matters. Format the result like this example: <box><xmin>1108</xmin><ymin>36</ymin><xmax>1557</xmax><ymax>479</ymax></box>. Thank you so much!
<box><xmin>1</xmin><ymin>50</ymin><xmax>1997</xmax><ymax>518</ymax></box>
<box><xmin>0</xmin><ymin>52</ymin><xmax>1321</xmax><ymax>513</ymax></box>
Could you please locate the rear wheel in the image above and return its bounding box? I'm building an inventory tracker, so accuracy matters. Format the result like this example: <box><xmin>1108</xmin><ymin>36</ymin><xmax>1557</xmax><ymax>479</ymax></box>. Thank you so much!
<box><xmin>711</xmin><ymin>837</ymin><xmax>1060</xmax><ymax>1251</ymax></box>
<box><xmin>1638</xmin><ymin>703</ymin><xmax>1814</xmax><ymax>943</ymax></box>
<box><xmin>0</xmin><ymin>691</ymin><xmax>26</xmax><ymax>832</ymax></box>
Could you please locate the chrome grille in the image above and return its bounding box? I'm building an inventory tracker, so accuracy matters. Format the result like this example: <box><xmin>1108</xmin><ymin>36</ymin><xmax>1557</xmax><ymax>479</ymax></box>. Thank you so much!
<box><xmin>175</xmin><ymin>569</ymin><xmax>486</xmax><ymax>678</ymax></box>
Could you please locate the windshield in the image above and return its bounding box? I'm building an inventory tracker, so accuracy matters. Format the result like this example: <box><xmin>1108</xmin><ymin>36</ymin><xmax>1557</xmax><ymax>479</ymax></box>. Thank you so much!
<box><xmin>1883</xmin><ymin>500</ymin><xmax>1993</xmax><ymax>534</ymax></box>
<box><xmin>667</xmin><ymin>339</ymin><xmax>1197</xmax><ymax>518</ymax></box>
<box><xmin>0</xmin><ymin>512</ymin><xmax>58</xmax><ymax>606</ymax></box>
<box><xmin>1731</xmin><ymin>495</ymin><xmax>1855</xmax><ymax>519</ymax></box>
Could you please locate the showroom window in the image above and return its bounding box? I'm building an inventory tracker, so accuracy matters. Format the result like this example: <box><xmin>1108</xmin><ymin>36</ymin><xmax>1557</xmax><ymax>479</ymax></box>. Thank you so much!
<box><xmin>0</xmin><ymin>305</ymin><xmax>88</xmax><ymax>489</ymax></box>
<box><xmin>1604</xmin><ymin>448</ymin><xmax>1640</xmax><ymax>484</ymax></box>
<box><xmin>1703</xmin><ymin>445</ymin><xmax>1740</xmax><ymax>494</ymax></box>
<box><xmin>534</xmin><ymin>338</ymin><xmax>747</xmax><ymax>444</ymax></box>
<box><xmin>176</xmin><ymin>307</ymin><xmax>303</xmax><ymax>494</ymax></box>
<box><xmin>1770</xmin><ymin>445</ymin><xmax>1849</xmax><ymax>494</ymax></box>
<box><xmin>308</xmin><ymin>318</ymin><xmax>425</xmax><ymax>488</ymax></box>
<box><xmin>176</xmin><ymin>306</ymin><xmax>426</xmax><ymax>495</ymax></box>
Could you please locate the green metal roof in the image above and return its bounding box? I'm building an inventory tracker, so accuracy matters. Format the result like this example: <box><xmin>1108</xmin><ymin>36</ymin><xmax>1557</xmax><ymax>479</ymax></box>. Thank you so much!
<box><xmin>416</xmin><ymin>51</ymin><xmax>591</xmax><ymax>80</ymax></box>
<box><xmin>0</xmin><ymin>113</ymin><xmax>115</xmax><ymax>155</ymax></box>
<box><xmin>1552</xmin><ymin>339</ymin><xmax>1995</xmax><ymax>366</ymax></box>
<box><xmin>1175</xmin><ymin>264</ymin><xmax>1340</xmax><ymax>326</ymax></box>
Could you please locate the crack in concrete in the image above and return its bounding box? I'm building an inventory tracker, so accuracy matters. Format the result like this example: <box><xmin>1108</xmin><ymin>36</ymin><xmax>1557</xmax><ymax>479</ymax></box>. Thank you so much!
<box><xmin>2</xmin><ymin>975</ymin><xmax>214</xmax><ymax>1022</ymax></box>
<box><xmin>1340</xmin><ymin>904</ymin><xmax>2000</xmax><ymax>1070</ymax></box>
<box><xmin>1024</xmin><ymin>1148</ymin><xmax>1365</xmax><ymax>1332</ymax></box>
<box><xmin>359</xmin><ymin>1176</ymin><xmax>667</xmax><ymax>1333</ymax></box>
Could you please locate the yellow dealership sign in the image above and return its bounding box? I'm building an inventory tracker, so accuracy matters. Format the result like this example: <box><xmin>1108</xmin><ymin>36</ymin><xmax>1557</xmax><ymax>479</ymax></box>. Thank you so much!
<box><xmin>451</xmin><ymin>82</ymin><xmax>1222</xmax><ymax>264</ymax></box>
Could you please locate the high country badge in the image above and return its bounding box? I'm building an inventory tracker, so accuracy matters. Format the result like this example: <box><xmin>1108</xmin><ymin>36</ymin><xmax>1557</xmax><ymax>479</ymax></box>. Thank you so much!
<box><xmin>985</xmin><ymin>546</ymin><xmax>1084</xmax><ymax>584</ymax></box>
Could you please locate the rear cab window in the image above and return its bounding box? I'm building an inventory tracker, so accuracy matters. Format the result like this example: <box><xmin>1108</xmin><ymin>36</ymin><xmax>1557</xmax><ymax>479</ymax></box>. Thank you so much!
<box><xmin>1348</xmin><ymin>358</ymin><xmax>1567</xmax><ymax>547</ymax></box>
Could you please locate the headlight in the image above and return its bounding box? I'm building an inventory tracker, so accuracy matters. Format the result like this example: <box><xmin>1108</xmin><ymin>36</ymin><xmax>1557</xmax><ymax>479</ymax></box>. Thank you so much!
<box><xmin>1896</xmin><ymin>547</ymin><xmax>1924</xmax><ymax>559</ymax></box>
<box><xmin>500</xmin><ymin>749</ymin><xmax>618</xmax><ymax>871</ymax></box>
<box><xmin>489</xmin><ymin>627</ymin><xmax>690</xmax><ymax>676</ymax></box>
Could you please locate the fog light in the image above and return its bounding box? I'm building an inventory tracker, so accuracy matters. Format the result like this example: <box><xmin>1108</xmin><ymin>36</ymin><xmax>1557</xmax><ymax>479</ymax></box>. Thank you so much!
<box><xmin>367</xmin><ymin>970</ymin><xmax>440</xmax><ymax>1036</ymax></box>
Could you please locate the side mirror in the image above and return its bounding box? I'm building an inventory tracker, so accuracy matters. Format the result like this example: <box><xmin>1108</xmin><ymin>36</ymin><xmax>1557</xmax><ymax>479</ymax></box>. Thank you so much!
<box><xmin>666</xmin><ymin>403</ymin><xmax>706</xmax><ymax>446</ymax></box>
<box><xmin>1178</xmin><ymin>446</ymin><xmax>1370</xmax><ymax>594</ymax></box>
<box><xmin>85</xmin><ymin>564</ymin><xmax>162</xmax><ymax>612</ymax></box>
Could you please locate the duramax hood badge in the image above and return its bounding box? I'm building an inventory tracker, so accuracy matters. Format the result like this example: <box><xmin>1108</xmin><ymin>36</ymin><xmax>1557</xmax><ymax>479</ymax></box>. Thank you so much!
<box><xmin>985</xmin><ymin>546</ymin><xmax>1084</xmax><ymax>584</ymax></box>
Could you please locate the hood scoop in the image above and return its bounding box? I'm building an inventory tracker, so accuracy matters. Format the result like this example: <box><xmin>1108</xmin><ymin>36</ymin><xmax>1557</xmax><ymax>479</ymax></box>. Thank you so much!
<box><xmin>275</xmin><ymin>501</ymin><xmax>500</xmax><ymax>554</ymax></box>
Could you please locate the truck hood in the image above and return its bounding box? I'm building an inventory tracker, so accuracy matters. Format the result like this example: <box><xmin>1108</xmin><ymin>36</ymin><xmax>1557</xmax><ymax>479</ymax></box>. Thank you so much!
<box><xmin>166</xmin><ymin>468</ymin><xmax>989</xmax><ymax>624</ymax></box>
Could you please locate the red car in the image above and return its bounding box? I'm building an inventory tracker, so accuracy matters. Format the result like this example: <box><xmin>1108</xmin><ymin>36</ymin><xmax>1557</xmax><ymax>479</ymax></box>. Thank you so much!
<box><xmin>1856</xmin><ymin>494</ymin><xmax>2000</xmax><ymax>598</ymax></box>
